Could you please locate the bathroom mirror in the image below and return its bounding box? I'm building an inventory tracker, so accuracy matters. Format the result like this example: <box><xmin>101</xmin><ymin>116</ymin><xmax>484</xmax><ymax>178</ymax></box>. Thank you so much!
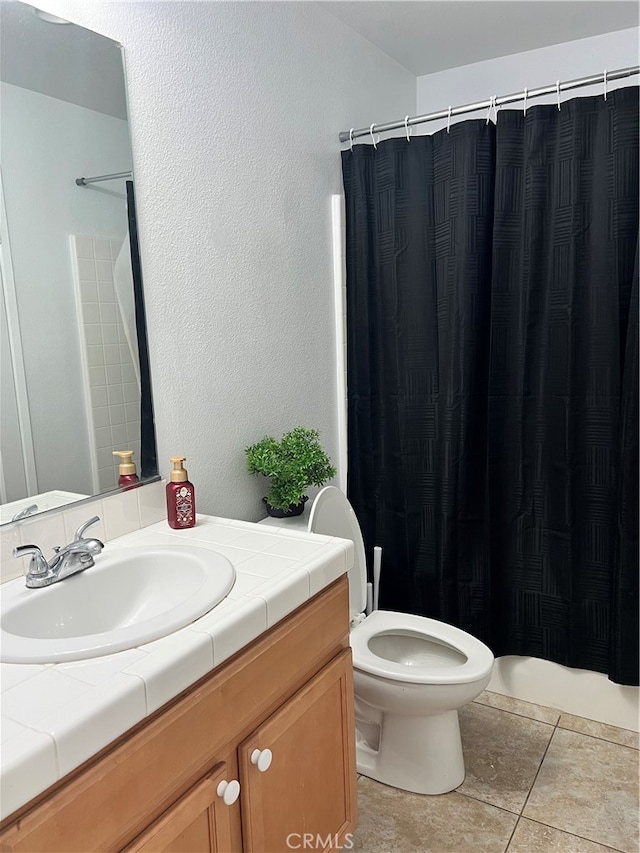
<box><xmin>0</xmin><ymin>1</ymin><xmax>157</xmax><ymax>524</ymax></box>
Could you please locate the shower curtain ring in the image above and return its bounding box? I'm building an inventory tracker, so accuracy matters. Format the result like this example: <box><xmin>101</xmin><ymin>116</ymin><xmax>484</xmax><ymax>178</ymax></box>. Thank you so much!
<box><xmin>523</xmin><ymin>86</ymin><xmax>528</xmax><ymax>115</ymax></box>
<box><xmin>404</xmin><ymin>116</ymin><xmax>411</xmax><ymax>142</ymax></box>
<box><xmin>349</xmin><ymin>128</ymin><xmax>354</xmax><ymax>152</ymax></box>
<box><xmin>447</xmin><ymin>106</ymin><xmax>452</xmax><ymax>134</ymax></box>
<box><xmin>486</xmin><ymin>96</ymin><xmax>497</xmax><ymax>125</ymax></box>
<box><xmin>556</xmin><ymin>80</ymin><xmax>561</xmax><ymax>111</ymax></box>
<box><xmin>603</xmin><ymin>69</ymin><xmax>608</xmax><ymax>100</ymax></box>
<box><xmin>369</xmin><ymin>123</ymin><xmax>379</xmax><ymax>150</ymax></box>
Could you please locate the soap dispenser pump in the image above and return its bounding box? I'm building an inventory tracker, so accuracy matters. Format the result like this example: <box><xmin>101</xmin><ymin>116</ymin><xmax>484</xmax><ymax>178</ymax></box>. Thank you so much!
<box><xmin>166</xmin><ymin>456</ymin><xmax>196</xmax><ymax>529</ymax></box>
<box><xmin>113</xmin><ymin>450</ymin><xmax>140</xmax><ymax>489</ymax></box>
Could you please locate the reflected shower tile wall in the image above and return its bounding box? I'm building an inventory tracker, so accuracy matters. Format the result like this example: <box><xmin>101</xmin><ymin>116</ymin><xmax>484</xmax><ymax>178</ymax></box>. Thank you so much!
<box><xmin>72</xmin><ymin>235</ymin><xmax>141</xmax><ymax>493</ymax></box>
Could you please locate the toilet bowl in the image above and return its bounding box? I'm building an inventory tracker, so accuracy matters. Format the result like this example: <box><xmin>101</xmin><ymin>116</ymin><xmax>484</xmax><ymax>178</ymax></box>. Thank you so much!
<box><xmin>308</xmin><ymin>486</ymin><xmax>494</xmax><ymax>796</ymax></box>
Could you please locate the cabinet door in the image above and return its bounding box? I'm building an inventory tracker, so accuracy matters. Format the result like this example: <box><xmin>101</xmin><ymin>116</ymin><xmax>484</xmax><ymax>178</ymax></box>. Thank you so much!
<box><xmin>239</xmin><ymin>650</ymin><xmax>357</xmax><ymax>853</ymax></box>
<box><xmin>123</xmin><ymin>761</ymin><xmax>241</xmax><ymax>853</ymax></box>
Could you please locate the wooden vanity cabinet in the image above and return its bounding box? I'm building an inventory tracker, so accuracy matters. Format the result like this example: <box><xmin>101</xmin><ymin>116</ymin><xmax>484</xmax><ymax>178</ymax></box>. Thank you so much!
<box><xmin>0</xmin><ymin>576</ymin><xmax>357</xmax><ymax>853</ymax></box>
<box><xmin>239</xmin><ymin>651</ymin><xmax>355</xmax><ymax>852</ymax></box>
<box><xmin>123</xmin><ymin>759</ymin><xmax>239</xmax><ymax>853</ymax></box>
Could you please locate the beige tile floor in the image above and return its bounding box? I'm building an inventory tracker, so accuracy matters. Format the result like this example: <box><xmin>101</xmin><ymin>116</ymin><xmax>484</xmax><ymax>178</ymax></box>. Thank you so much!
<box><xmin>352</xmin><ymin>691</ymin><xmax>640</xmax><ymax>853</ymax></box>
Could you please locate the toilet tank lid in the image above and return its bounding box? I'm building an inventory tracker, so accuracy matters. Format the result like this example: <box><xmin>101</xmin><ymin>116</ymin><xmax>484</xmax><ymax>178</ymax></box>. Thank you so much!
<box><xmin>308</xmin><ymin>487</ymin><xmax>367</xmax><ymax>618</ymax></box>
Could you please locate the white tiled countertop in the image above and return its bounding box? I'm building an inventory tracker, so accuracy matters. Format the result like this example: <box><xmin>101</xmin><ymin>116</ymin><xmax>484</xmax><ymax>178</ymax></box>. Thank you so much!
<box><xmin>0</xmin><ymin>514</ymin><xmax>354</xmax><ymax>820</ymax></box>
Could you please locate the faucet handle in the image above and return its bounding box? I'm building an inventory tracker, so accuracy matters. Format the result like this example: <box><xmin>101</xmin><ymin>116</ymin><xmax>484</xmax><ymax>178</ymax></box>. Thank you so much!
<box><xmin>74</xmin><ymin>515</ymin><xmax>101</xmax><ymax>541</ymax></box>
<box><xmin>13</xmin><ymin>545</ymin><xmax>49</xmax><ymax>576</ymax></box>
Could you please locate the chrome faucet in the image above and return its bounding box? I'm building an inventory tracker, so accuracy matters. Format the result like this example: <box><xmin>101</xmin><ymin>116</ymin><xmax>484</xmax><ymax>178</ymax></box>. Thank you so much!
<box><xmin>13</xmin><ymin>516</ymin><xmax>104</xmax><ymax>588</ymax></box>
<box><xmin>12</xmin><ymin>504</ymin><xmax>39</xmax><ymax>522</ymax></box>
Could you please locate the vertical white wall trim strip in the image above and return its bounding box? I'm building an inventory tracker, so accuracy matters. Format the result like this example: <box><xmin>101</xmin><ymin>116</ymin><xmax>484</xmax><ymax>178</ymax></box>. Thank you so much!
<box><xmin>331</xmin><ymin>194</ymin><xmax>348</xmax><ymax>493</ymax></box>
<box><xmin>0</xmin><ymin>171</ymin><xmax>38</xmax><ymax>500</ymax></box>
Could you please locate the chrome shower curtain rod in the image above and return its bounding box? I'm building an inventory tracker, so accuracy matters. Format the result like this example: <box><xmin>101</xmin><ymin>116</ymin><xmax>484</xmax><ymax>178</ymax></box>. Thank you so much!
<box><xmin>339</xmin><ymin>65</ymin><xmax>639</xmax><ymax>143</ymax></box>
<box><xmin>75</xmin><ymin>170</ymin><xmax>132</xmax><ymax>186</ymax></box>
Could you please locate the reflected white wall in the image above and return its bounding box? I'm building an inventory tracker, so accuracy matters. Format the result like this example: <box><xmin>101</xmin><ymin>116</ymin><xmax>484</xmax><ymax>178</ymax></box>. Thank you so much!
<box><xmin>1</xmin><ymin>82</ymin><xmax>132</xmax><ymax>494</ymax></box>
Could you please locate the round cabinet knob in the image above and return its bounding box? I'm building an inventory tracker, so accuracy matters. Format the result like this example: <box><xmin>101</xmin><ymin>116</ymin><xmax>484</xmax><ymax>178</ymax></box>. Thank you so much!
<box><xmin>216</xmin><ymin>779</ymin><xmax>240</xmax><ymax>805</ymax></box>
<box><xmin>250</xmin><ymin>748</ymin><xmax>273</xmax><ymax>772</ymax></box>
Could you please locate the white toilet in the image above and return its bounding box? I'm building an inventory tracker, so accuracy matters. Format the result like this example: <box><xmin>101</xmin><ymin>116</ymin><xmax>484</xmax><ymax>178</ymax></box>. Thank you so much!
<box><xmin>308</xmin><ymin>486</ymin><xmax>494</xmax><ymax>796</ymax></box>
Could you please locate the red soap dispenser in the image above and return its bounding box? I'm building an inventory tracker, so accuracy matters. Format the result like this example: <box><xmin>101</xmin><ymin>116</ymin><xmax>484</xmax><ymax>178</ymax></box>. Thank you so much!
<box><xmin>113</xmin><ymin>450</ymin><xmax>140</xmax><ymax>489</ymax></box>
<box><xmin>166</xmin><ymin>456</ymin><xmax>196</xmax><ymax>529</ymax></box>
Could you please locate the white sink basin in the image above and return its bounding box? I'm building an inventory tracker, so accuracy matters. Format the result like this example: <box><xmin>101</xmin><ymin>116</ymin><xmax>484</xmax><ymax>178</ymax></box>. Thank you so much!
<box><xmin>0</xmin><ymin>545</ymin><xmax>236</xmax><ymax>663</ymax></box>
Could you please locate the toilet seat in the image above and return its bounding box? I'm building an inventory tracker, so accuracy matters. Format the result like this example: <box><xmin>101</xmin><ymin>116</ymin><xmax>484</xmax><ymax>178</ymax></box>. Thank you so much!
<box><xmin>351</xmin><ymin>610</ymin><xmax>494</xmax><ymax>685</ymax></box>
<box><xmin>308</xmin><ymin>486</ymin><xmax>367</xmax><ymax>620</ymax></box>
<box><xmin>309</xmin><ymin>488</ymin><xmax>493</xmax><ymax>688</ymax></box>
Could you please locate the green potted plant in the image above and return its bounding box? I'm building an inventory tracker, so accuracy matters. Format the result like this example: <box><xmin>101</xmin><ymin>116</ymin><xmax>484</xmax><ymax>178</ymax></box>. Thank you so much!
<box><xmin>245</xmin><ymin>426</ymin><xmax>337</xmax><ymax>518</ymax></box>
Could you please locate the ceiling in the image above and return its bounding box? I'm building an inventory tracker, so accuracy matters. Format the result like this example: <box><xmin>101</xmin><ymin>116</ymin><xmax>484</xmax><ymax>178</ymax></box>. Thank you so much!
<box><xmin>0</xmin><ymin>1</ymin><xmax>127</xmax><ymax>120</ymax></box>
<box><xmin>1</xmin><ymin>1</ymin><xmax>637</xmax><ymax>117</ymax></box>
<box><xmin>318</xmin><ymin>1</ymin><xmax>639</xmax><ymax>76</ymax></box>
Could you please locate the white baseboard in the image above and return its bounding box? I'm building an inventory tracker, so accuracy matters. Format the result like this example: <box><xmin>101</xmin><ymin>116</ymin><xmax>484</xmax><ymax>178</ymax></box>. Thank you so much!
<box><xmin>488</xmin><ymin>656</ymin><xmax>640</xmax><ymax>732</ymax></box>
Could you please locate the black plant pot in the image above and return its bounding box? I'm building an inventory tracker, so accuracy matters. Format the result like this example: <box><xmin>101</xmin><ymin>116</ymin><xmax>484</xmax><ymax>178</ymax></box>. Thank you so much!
<box><xmin>263</xmin><ymin>495</ymin><xmax>308</xmax><ymax>519</ymax></box>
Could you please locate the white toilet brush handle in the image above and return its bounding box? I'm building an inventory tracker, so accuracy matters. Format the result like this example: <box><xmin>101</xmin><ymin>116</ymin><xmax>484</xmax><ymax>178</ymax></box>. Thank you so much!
<box><xmin>373</xmin><ymin>546</ymin><xmax>382</xmax><ymax>611</ymax></box>
<box><xmin>366</xmin><ymin>582</ymin><xmax>373</xmax><ymax>615</ymax></box>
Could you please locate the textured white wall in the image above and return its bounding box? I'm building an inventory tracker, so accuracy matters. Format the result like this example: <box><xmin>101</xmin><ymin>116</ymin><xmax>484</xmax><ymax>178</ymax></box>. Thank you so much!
<box><xmin>416</xmin><ymin>28</ymin><xmax>639</xmax><ymax>132</ymax></box>
<box><xmin>34</xmin><ymin>0</ymin><xmax>415</xmax><ymax>521</ymax></box>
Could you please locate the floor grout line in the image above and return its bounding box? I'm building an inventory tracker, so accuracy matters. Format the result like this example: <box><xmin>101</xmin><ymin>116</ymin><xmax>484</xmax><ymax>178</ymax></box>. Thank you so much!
<box><xmin>555</xmin><ymin>723</ymin><xmax>640</xmax><ymax>751</ymax></box>
<box><xmin>503</xmin><ymin>816</ymin><xmax>521</xmax><ymax>853</ymax></box>
<box><xmin>499</xmin><ymin>720</ymin><xmax>557</xmax><ymax>853</ymax></box>
<box><xmin>520</xmin><ymin>815</ymin><xmax>629</xmax><ymax>853</ymax></box>
<box><xmin>452</xmin><ymin>787</ymin><xmax>523</xmax><ymax>818</ymax></box>
<box><xmin>474</xmin><ymin>698</ymin><xmax>638</xmax><ymax>749</ymax></box>
<box><xmin>473</xmin><ymin>699</ymin><xmax>560</xmax><ymax>727</ymax></box>
<box><xmin>472</xmin><ymin>699</ymin><xmax>556</xmax><ymax>726</ymax></box>
<box><xmin>355</xmin><ymin>700</ymin><xmax>639</xmax><ymax>853</ymax></box>
<box><xmin>477</xmin><ymin>694</ymin><xmax>640</xmax><ymax>728</ymax></box>
<box><xmin>517</xmin><ymin>717</ymin><xmax>558</xmax><ymax>817</ymax></box>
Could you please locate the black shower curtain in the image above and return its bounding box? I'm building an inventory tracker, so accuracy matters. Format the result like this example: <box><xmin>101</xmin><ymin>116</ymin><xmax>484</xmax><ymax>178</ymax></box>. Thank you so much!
<box><xmin>342</xmin><ymin>87</ymin><xmax>639</xmax><ymax>685</ymax></box>
<box><xmin>126</xmin><ymin>182</ymin><xmax>157</xmax><ymax>481</ymax></box>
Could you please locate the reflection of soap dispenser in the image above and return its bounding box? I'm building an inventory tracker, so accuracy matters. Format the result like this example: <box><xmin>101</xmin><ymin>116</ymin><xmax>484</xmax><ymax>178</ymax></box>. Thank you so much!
<box><xmin>166</xmin><ymin>456</ymin><xmax>196</xmax><ymax>529</ymax></box>
<box><xmin>113</xmin><ymin>450</ymin><xmax>140</xmax><ymax>489</ymax></box>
